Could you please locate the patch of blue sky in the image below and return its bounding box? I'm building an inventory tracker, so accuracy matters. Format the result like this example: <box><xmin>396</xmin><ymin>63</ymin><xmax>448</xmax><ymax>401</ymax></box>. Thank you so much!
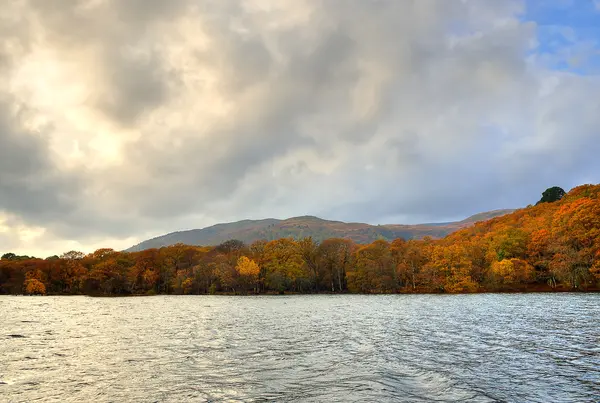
<box><xmin>523</xmin><ymin>0</ymin><xmax>600</xmax><ymax>74</ymax></box>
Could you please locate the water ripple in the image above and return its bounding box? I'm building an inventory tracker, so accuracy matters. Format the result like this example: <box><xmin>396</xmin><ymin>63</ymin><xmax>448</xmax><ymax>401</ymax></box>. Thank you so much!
<box><xmin>1</xmin><ymin>294</ymin><xmax>599</xmax><ymax>402</ymax></box>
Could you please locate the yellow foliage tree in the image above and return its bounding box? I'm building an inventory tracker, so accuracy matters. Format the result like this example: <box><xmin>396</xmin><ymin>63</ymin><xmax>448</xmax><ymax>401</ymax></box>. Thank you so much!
<box><xmin>236</xmin><ymin>256</ymin><xmax>260</xmax><ymax>292</ymax></box>
<box><xmin>492</xmin><ymin>259</ymin><xmax>515</xmax><ymax>285</ymax></box>
<box><xmin>24</xmin><ymin>279</ymin><xmax>46</xmax><ymax>295</ymax></box>
<box><xmin>236</xmin><ymin>256</ymin><xmax>260</xmax><ymax>278</ymax></box>
<box><xmin>491</xmin><ymin>258</ymin><xmax>534</xmax><ymax>285</ymax></box>
<box><xmin>182</xmin><ymin>278</ymin><xmax>194</xmax><ymax>295</ymax></box>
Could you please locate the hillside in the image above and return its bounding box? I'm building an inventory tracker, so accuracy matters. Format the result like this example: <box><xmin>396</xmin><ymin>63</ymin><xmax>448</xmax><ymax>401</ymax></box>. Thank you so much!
<box><xmin>126</xmin><ymin>209</ymin><xmax>514</xmax><ymax>252</ymax></box>
<box><xmin>3</xmin><ymin>185</ymin><xmax>599</xmax><ymax>296</ymax></box>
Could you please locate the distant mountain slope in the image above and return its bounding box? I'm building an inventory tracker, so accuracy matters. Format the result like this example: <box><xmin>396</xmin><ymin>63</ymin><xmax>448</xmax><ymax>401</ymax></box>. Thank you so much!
<box><xmin>126</xmin><ymin>209</ymin><xmax>514</xmax><ymax>252</ymax></box>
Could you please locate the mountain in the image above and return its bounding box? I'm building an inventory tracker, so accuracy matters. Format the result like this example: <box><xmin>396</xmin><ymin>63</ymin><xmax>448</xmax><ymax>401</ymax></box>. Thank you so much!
<box><xmin>126</xmin><ymin>209</ymin><xmax>515</xmax><ymax>252</ymax></box>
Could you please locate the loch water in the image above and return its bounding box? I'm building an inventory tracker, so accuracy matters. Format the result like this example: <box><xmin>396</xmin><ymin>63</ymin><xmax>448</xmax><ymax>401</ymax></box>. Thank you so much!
<box><xmin>1</xmin><ymin>294</ymin><xmax>599</xmax><ymax>402</ymax></box>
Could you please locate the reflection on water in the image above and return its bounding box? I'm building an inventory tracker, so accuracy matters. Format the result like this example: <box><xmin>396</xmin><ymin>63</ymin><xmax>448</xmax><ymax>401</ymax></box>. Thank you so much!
<box><xmin>1</xmin><ymin>294</ymin><xmax>599</xmax><ymax>402</ymax></box>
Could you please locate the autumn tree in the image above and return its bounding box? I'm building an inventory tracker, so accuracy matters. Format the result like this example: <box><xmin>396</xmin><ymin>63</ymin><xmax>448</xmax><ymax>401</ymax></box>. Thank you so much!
<box><xmin>491</xmin><ymin>258</ymin><xmax>534</xmax><ymax>287</ymax></box>
<box><xmin>23</xmin><ymin>278</ymin><xmax>46</xmax><ymax>295</ymax></box>
<box><xmin>264</xmin><ymin>238</ymin><xmax>308</xmax><ymax>292</ymax></box>
<box><xmin>297</xmin><ymin>237</ymin><xmax>320</xmax><ymax>291</ymax></box>
<box><xmin>393</xmin><ymin>239</ymin><xmax>427</xmax><ymax>290</ymax></box>
<box><xmin>128</xmin><ymin>249</ymin><xmax>160</xmax><ymax>293</ymax></box>
<box><xmin>349</xmin><ymin>240</ymin><xmax>395</xmax><ymax>293</ymax></box>
<box><xmin>317</xmin><ymin>238</ymin><xmax>354</xmax><ymax>292</ymax></box>
<box><xmin>57</xmin><ymin>253</ymin><xmax>87</xmax><ymax>294</ymax></box>
<box><xmin>527</xmin><ymin>229</ymin><xmax>552</xmax><ymax>283</ymax></box>
<box><xmin>235</xmin><ymin>256</ymin><xmax>260</xmax><ymax>293</ymax></box>
<box><xmin>489</xmin><ymin>228</ymin><xmax>529</xmax><ymax>261</ymax></box>
<box><xmin>249</xmin><ymin>240</ymin><xmax>268</xmax><ymax>292</ymax></box>
<box><xmin>425</xmin><ymin>244</ymin><xmax>478</xmax><ymax>293</ymax></box>
<box><xmin>549</xmin><ymin>197</ymin><xmax>600</xmax><ymax>288</ymax></box>
<box><xmin>215</xmin><ymin>258</ymin><xmax>238</xmax><ymax>293</ymax></box>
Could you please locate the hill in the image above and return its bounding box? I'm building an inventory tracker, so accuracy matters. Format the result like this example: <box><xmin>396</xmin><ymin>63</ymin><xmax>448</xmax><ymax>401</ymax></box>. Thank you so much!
<box><xmin>126</xmin><ymin>209</ymin><xmax>515</xmax><ymax>252</ymax></box>
<box><xmin>430</xmin><ymin>184</ymin><xmax>600</xmax><ymax>291</ymax></box>
<box><xmin>3</xmin><ymin>185</ymin><xmax>599</xmax><ymax>296</ymax></box>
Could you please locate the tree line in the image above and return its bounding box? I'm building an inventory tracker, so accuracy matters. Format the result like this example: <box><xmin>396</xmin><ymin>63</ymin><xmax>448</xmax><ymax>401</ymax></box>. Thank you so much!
<box><xmin>1</xmin><ymin>185</ymin><xmax>599</xmax><ymax>295</ymax></box>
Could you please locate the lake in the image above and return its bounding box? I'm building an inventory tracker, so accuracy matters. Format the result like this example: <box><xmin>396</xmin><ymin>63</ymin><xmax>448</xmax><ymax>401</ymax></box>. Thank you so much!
<box><xmin>1</xmin><ymin>294</ymin><xmax>599</xmax><ymax>402</ymax></box>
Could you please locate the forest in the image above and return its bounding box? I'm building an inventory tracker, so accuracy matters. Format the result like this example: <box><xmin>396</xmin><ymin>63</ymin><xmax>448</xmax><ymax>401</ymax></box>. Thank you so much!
<box><xmin>1</xmin><ymin>184</ymin><xmax>599</xmax><ymax>295</ymax></box>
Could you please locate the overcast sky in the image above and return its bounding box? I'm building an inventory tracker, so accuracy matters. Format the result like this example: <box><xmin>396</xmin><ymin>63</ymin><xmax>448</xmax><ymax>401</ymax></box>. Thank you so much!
<box><xmin>1</xmin><ymin>0</ymin><xmax>600</xmax><ymax>257</ymax></box>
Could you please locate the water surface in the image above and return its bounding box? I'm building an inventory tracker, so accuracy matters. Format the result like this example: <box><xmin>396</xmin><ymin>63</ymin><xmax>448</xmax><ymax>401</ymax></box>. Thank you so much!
<box><xmin>1</xmin><ymin>294</ymin><xmax>599</xmax><ymax>402</ymax></box>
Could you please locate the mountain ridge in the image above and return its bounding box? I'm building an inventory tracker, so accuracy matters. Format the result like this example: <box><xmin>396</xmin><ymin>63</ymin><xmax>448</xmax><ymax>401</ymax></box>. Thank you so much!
<box><xmin>126</xmin><ymin>209</ymin><xmax>515</xmax><ymax>252</ymax></box>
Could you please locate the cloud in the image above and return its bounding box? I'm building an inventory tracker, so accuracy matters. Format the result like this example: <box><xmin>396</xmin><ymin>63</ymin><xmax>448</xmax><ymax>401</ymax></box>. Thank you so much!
<box><xmin>0</xmin><ymin>96</ymin><xmax>78</xmax><ymax>222</ymax></box>
<box><xmin>0</xmin><ymin>0</ymin><xmax>599</xmax><ymax>255</ymax></box>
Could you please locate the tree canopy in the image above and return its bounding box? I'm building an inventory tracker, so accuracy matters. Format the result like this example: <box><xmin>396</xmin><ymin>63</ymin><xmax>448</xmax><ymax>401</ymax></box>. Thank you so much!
<box><xmin>1</xmin><ymin>184</ymin><xmax>599</xmax><ymax>295</ymax></box>
<box><xmin>537</xmin><ymin>186</ymin><xmax>566</xmax><ymax>205</ymax></box>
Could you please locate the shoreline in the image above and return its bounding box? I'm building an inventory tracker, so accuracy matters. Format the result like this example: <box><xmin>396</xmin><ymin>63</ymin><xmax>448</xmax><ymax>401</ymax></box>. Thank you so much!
<box><xmin>7</xmin><ymin>287</ymin><xmax>600</xmax><ymax>297</ymax></box>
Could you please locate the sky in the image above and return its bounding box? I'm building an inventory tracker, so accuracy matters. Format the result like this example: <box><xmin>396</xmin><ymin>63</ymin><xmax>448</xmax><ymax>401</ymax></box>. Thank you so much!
<box><xmin>1</xmin><ymin>0</ymin><xmax>600</xmax><ymax>257</ymax></box>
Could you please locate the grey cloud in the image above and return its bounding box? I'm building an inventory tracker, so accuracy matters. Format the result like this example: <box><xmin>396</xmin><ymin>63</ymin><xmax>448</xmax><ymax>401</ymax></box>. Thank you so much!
<box><xmin>95</xmin><ymin>48</ymin><xmax>173</xmax><ymax>126</ymax></box>
<box><xmin>0</xmin><ymin>99</ymin><xmax>77</xmax><ymax>222</ymax></box>
<box><xmin>108</xmin><ymin>0</ymin><xmax>191</xmax><ymax>22</ymax></box>
<box><xmin>194</xmin><ymin>29</ymin><xmax>273</xmax><ymax>94</ymax></box>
